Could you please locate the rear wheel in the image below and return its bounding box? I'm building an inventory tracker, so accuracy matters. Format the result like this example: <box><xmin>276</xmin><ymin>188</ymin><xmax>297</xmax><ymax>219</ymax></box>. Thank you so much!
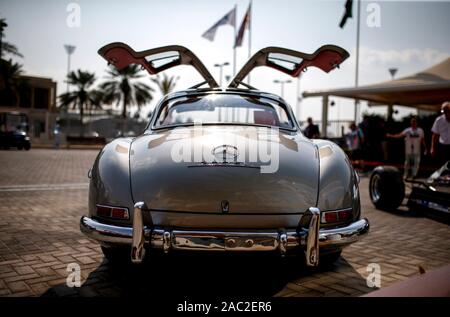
<box><xmin>101</xmin><ymin>246</ymin><xmax>130</xmax><ymax>263</ymax></box>
<box><xmin>369</xmin><ymin>166</ymin><xmax>405</xmax><ymax>211</ymax></box>
<box><xmin>319</xmin><ymin>250</ymin><xmax>342</xmax><ymax>267</ymax></box>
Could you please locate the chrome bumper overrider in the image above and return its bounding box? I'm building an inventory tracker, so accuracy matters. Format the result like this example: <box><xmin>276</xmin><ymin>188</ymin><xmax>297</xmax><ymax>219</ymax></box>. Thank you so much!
<box><xmin>80</xmin><ymin>203</ymin><xmax>369</xmax><ymax>266</ymax></box>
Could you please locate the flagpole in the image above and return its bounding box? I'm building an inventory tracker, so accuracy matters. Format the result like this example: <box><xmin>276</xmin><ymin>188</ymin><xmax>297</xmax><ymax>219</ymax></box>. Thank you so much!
<box><xmin>354</xmin><ymin>0</ymin><xmax>361</xmax><ymax>124</ymax></box>
<box><xmin>247</xmin><ymin>0</ymin><xmax>252</xmax><ymax>85</ymax></box>
<box><xmin>233</xmin><ymin>4</ymin><xmax>237</xmax><ymax>76</ymax></box>
<box><xmin>247</xmin><ymin>0</ymin><xmax>253</xmax><ymax>85</ymax></box>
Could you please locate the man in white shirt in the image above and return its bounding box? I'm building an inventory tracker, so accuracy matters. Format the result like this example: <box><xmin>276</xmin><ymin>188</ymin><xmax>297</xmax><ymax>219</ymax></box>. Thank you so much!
<box><xmin>387</xmin><ymin>117</ymin><xmax>426</xmax><ymax>179</ymax></box>
<box><xmin>431</xmin><ymin>101</ymin><xmax>450</xmax><ymax>165</ymax></box>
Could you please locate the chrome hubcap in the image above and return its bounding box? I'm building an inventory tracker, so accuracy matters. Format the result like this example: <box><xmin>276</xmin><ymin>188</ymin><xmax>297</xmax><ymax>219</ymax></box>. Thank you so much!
<box><xmin>370</xmin><ymin>174</ymin><xmax>381</xmax><ymax>202</ymax></box>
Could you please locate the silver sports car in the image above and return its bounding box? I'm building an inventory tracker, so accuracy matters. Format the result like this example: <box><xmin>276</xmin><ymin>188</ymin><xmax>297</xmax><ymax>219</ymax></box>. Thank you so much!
<box><xmin>80</xmin><ymin>42</ymin><xmax>369</xmax><ymax>266</ymax></box>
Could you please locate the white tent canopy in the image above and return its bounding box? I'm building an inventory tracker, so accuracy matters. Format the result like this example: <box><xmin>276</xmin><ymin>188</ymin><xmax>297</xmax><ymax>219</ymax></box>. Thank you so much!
<box><xmin>302</xmin><ymin>57</ymin><xmax>450</xmax><ymax>136</ymax></box>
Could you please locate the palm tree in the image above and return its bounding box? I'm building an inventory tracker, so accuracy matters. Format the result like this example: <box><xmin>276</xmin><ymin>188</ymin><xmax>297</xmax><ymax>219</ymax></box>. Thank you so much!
<box><xmin>151</xmin><ymin>73</ymin><xmax>178</xmax><ymax>96</ymax></box>
<box><xmin>100</xmin><ymin>65</ymin><xmax>154</xmax><ymax>132</ymax></box>
<box><xmin>1</xmin><ymin>42</ymin><xmax>23</xmax><ymax>58</ymax></box>
<box><xmin>0</xmin><ymin>18</ymin><xmax>25</xmax><ymax>106</ymax></box>
<box><xmin>59</xmin><ymin>70</ymin><xmax>100</xmax><ymax>136</ymax></box>
<box><xmin>0</xmin><ymin>18</ymin><xmax>23</xmax><ymax>59</ymax></box>
<box><xmin>0</xmin><ymin>59</ymin><xmax>25</xmax><ymax>106</ymax></box>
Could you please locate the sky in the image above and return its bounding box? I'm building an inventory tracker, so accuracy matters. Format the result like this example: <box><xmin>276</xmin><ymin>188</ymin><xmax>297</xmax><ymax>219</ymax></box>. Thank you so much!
<box><xmin>2</xmin><ymin>0</ymin><xmax>450</xmax><ymax>129</ymax></box>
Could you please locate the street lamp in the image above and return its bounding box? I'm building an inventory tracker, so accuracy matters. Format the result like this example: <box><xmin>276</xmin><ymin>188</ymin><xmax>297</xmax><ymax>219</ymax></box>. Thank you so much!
<box><xmin>214</xmin><ymin>62</ymin><xmax>230</xmax><ymax>86</ymax></box>
<box><xmin>64</xmin><ymin>45</ymin><xmax>76</xmax><ymax>136</ymax></box>
<box><xmin>273</xmin><ymin>79</ymin><xmax>292</xmax><ymax>99</ymax></box>
<box><xmin>387</xmin><ymin>68</ymin><xmax>398</xmax><ymax>120</ymax></box>
<box><xmin>388</xmin><ymin>68</ymin><xmax>398</xmax><ymax>80</ymax></box>
<box><xmin>64</xmin><ymin>44</ymin><xmax>76</xmax><ymax>93</ymax></box>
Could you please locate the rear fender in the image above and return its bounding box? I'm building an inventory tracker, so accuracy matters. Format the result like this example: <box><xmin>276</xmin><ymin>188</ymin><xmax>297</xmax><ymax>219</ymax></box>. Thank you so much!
<box><xmin>89</xmin><ymin>138</ymin><xmax>135</xmax><ymax>224</ymax></box>
<box><xmin>314</xmin><ymin>140</ymin><xmax>360</xmax><ymax>220</ymax></box>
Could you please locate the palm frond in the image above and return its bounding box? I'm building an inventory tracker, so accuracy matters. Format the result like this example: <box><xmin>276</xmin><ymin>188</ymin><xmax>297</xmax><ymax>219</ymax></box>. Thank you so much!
<box><xmin>2</xmin><ymin>42</ymin><xmax>24</xmax><ymax>58</ymax></box>
<box><xmin>98</xmin><ymin>64</ymin><xmax>154</xmax><ymax>120</ymax></box>
<box><xmin>151</xmin><ymin>73</ymin><xmax>178</xmax><ymax>95</ymax></box>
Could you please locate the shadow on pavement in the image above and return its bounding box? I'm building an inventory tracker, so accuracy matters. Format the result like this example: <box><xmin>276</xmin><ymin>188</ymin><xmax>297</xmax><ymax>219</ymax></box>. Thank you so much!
<box><xmin>41</xmin><ymin>252</ymin><xmax>372</xmax><ymax>297</ymax></box>
<box><xmin>375</xmin><ymin>202</ymin><xmax>450</xmax><ymax>225</ymax></box>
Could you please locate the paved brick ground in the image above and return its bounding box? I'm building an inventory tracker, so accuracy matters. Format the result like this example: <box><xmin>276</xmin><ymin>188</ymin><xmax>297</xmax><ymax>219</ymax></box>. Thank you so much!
<box><xmin>0</xmin><ymin>149</ymin><xmax>449</xmax><ymax>297</ymax></box>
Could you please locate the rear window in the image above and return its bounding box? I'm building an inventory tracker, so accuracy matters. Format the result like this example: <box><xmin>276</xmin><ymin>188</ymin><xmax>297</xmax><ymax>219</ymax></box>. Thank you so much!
<box><xmin>153</xmin><ymin>94</ymin><xmax>294</xmax><ymax>129</ymax></box>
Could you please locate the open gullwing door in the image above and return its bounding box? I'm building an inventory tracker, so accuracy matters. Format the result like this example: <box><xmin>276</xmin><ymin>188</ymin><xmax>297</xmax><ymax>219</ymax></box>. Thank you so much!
<box><xmin>228</xmin><ymin>45</ymin><xmax>349</xmax><ymax>88</ymax></box>
<box><xmin>98</xmin><ymin>42</ymin><xmax>219</xmax><ymax>88</ymax></box>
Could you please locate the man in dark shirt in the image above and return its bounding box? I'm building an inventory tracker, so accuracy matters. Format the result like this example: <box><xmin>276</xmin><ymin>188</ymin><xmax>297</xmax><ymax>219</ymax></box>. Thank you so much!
<box><xmin>303</xmin><ymin>117</ymin><xmax>320</xmax><ymax>139</ymax></box>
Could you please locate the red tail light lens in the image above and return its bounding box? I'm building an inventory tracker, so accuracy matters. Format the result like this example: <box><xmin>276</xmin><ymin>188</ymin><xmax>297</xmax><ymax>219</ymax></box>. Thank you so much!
<box><xmin>96</xmin><ymin>205</ymin><xmax>129</xmax><ymax>220</ymax></box>
<box><xmin>338</xmin><ymin>209</ymin><xmax>352</xmax><ymax>220</ymax></box>
<box><xmin>324</xmin><ymin>212</ymin><xmax>338</xmax><ymax>223</ymax></box>
<box><xmin>111</xmin><ymin>207</ymin><xmax>129</xmax><ymax>219</ymax></box>
<box><xmin>321</xmin><ymin>208</ymin><xmax>352</xmax><ymax>223</ymax></box>
<box><xmin>96</xmin><ymin>205</ymin><xmax>112</xmax><ymax>217</ymax></box>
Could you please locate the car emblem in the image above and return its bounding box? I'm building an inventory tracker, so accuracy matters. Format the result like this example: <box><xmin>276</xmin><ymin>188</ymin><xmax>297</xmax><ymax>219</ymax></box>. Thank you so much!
<box><xmin>212</xmin><ymin>145</ymin><xmax>239</xmax><ymax>163</ymax></box>
<box><xmin>221</xmin><ymin>200</ymin><xmax>230</xmax><ymax>214</ymax></box>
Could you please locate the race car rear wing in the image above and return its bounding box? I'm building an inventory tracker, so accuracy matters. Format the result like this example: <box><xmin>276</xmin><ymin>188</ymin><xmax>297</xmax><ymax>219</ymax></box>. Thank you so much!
<box><xmin>98</xmin><ymin>42</ymin><xmax>219</xmax><ymax>88</ymax></box>
<box><xmin>228</xmin><ymin>45</ymin><xmax>349</xmax><ymax>88</ymax></box>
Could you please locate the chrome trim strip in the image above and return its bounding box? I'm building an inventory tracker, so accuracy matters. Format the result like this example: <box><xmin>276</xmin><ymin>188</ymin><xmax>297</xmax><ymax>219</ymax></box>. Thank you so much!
<box><xmin>80</xmin><ymin>216</ymin><xmax>151</xmax><ymax>244</ymax></box>
<box><xmin>318</xmin><ymin>218</ymin><xmax>370</xmax><ymax>246</ymax></box>
<box><xmin>80</xmin><ymin>216</ymin><xmax>370</xmax><ymax>256</ymax></box>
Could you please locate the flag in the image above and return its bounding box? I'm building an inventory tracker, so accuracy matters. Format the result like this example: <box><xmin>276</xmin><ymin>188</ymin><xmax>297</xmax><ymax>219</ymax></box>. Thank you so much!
<box><xmin>234</xmin><ymin>3</ymin><xmax>251</xmax><ymax>48</ymax></box>
<box><xmin>339</xmin><ymin>0</ymin><xmax>353</xmax><ymax>28</ymax></box>
<box><xmin>202</xmin><ymin>7</ymin><xmax>236</xmax><ymax>41</ymax></box>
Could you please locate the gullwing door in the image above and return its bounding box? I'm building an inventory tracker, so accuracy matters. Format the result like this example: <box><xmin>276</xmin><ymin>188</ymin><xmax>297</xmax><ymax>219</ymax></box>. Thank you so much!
<box><xmin>229</xmin><ymin>45</ymin><xmax>349</xmax><ymax>88</ymax></box>
<box><xmin>98</xmin><ymin>42</ymin><xmax>219</xmax><ymax>88</ymax></box>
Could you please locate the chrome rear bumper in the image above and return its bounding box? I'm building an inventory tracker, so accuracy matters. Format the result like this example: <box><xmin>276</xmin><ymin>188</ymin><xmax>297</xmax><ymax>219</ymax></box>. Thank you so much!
<box><xmin>80</xmin><ymin>206</ymin><xmax>369</xmax><ymax>266</ymax></box>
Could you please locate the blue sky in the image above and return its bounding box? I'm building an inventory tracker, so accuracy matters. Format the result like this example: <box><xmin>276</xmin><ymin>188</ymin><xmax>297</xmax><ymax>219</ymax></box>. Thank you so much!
<box><xmin>2</xmin><ymin>0</ymin><xmax>450</xmax><ymax>128</ymax></box>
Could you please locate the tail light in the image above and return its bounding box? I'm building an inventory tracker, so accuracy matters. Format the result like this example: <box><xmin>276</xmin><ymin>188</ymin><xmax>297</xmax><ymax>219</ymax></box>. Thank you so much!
<box><xmin>96</xmin><ymin>205</ymin><xmax>129</xmax><ymax>220</ymax></box>
<box><xmin>321</xmin><ymin>208</ymin><xmax>352</xmax><ymax>224</ymax></box>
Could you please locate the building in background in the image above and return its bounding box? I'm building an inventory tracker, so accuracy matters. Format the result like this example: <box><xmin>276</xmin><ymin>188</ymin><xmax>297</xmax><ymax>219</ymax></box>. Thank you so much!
<box><xmin>0</xmin><ymin>75</ymin><xmax>57</xmax><ymax>143</ymax></box>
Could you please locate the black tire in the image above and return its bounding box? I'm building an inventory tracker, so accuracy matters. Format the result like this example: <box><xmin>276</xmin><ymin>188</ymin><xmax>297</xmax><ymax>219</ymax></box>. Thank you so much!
<box><xmin>319</xmin><ymin>250</ymin><xmax>342</xmax><ymax>267</ymax></box>
<box><xmin>369</xmin><ymin>166</ymin><xmax>405</xmax><ymax>211</ymax></box>
<box><xmin>24</xmin><ymin>142</ymin><xmax>31</xmax><ymax>151</ymax></box>
<box><xmin>101</xmin><ymin>246</ymin><xmax>130</xmax><ymax>263</ymax></box>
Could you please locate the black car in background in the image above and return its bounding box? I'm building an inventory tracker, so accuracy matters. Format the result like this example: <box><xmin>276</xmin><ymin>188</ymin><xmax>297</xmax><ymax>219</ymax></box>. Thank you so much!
<box><xmin>0</xmin><ymin>112</ymin><xmax>31</xmax><ymax>150</ymax></box>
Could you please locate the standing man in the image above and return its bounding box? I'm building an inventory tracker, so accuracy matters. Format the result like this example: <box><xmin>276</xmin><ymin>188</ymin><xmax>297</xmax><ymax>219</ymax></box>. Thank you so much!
<box><xmin>346</xmin><ymin>122</ymin><xmax>364</xmax><ymax>164</ymax></box>
<box><xmin>387</xmin><ymin>117</ymin><xmax>427</xmax><ymax>179</ymax></box>
<box><xmin>431</xmin><ymin>101</ymin><xmax>450</xmax><ymax>165</ymax></box>
<box><xmin>303</xmin><ymin>117</ymin><xmax>320</xmax><ymax>139</ymax></box>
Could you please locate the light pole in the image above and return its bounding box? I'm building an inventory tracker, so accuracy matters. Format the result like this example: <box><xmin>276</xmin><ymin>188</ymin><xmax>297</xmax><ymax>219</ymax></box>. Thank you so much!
<box><xmin>64</xmin><ymin>44</ymin><xmax>76</xmax><ymax>93</ymax></box>
<box><xmin>273</xmin><ymin>79</ymin><xmax>292</xmax><ymax>99</ymax></box>
<box><xmin>387</xmin><ymin>68</ymin><xmax>398</xmax><ymax>120</ymax></box>
<box><xmin>214</xmin><ymin>62</ymin><xmax>230</xmax><ymax>86</ymax></box>
<box><xmin>64</xmin><ymin>44</ymin><xmax>76</xmax><ymax>136</ymax></box>
<box><xmin>0</xmin><ymin>20</ymin><xmax>7</xmax><ymax>58</ymax></box>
